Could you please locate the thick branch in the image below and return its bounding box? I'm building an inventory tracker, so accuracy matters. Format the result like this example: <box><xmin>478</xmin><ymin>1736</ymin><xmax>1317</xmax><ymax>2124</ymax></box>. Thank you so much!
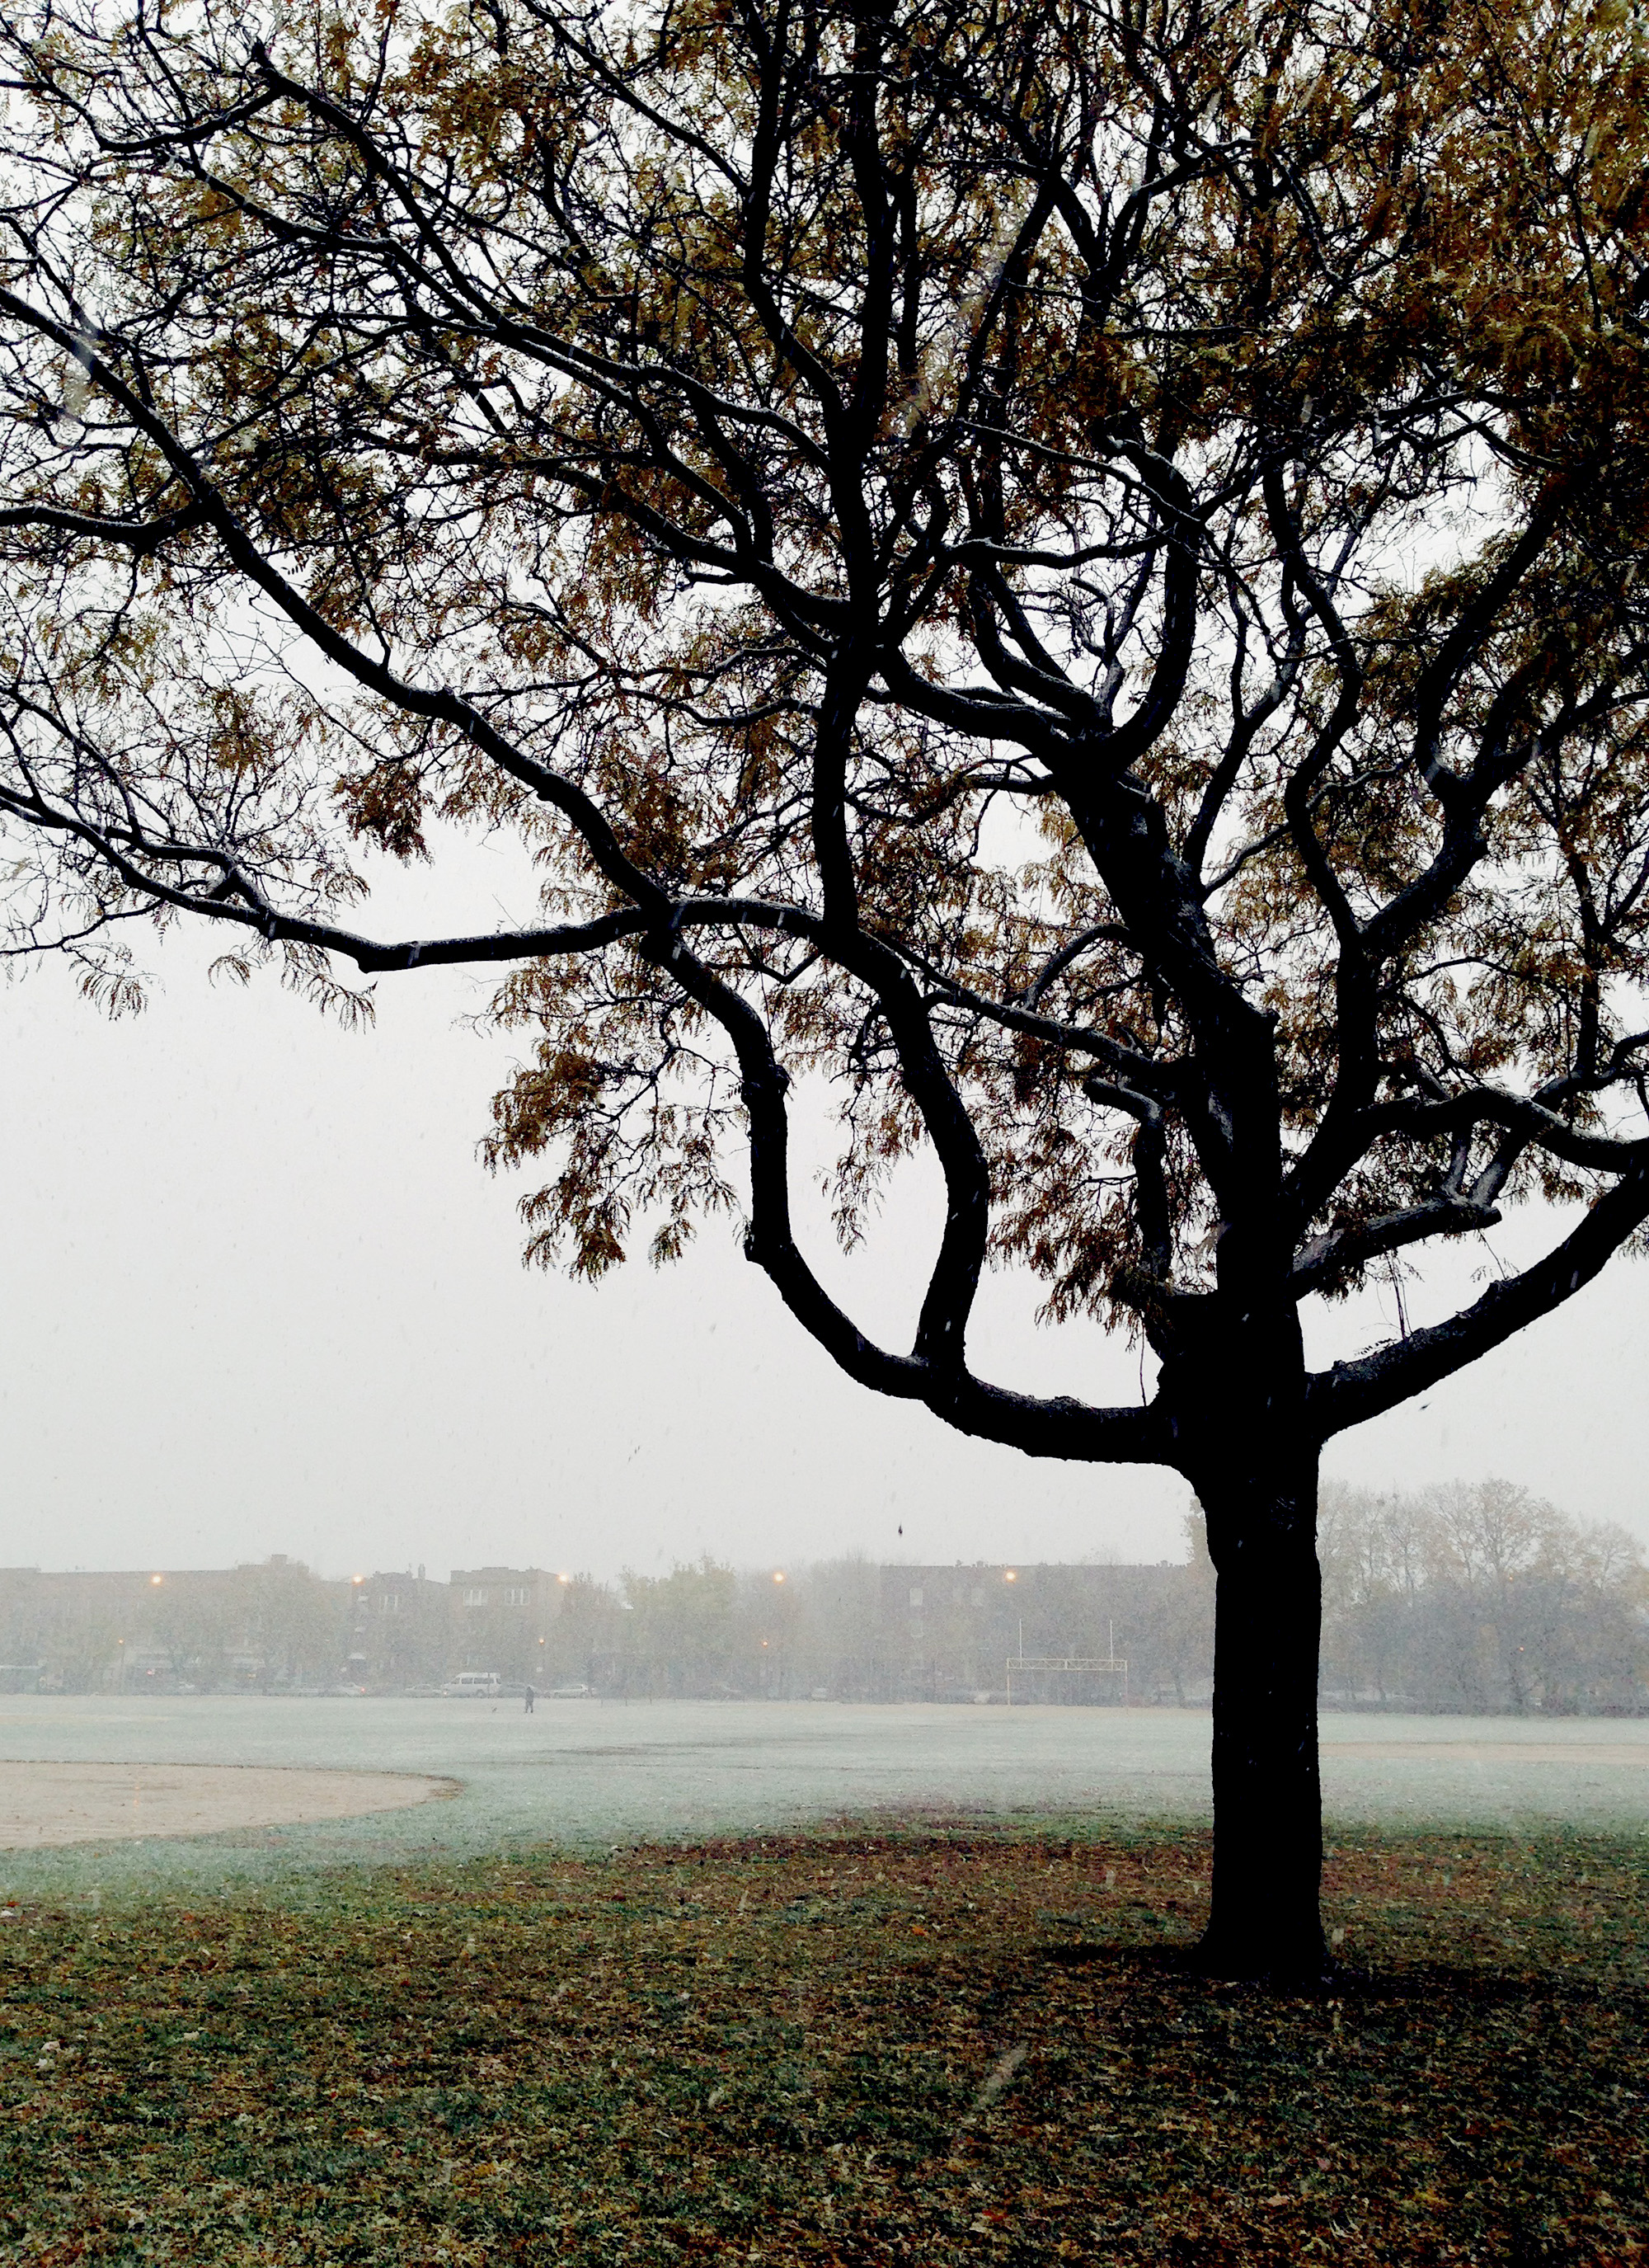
<box><xmin>1308</xmin><ymin>1164</ymin><xmax>1649</xmax><ymax>1437</ymax></box>
<box><xmin>653</xmin><ymin>930</ymin><xmax>1166</xmax><ymax>1461</ymax></box>
<box><xmin>1290</xmin><ymin>1194</ymin><xmax>1502</xmax><ymax>1299</ymax></box>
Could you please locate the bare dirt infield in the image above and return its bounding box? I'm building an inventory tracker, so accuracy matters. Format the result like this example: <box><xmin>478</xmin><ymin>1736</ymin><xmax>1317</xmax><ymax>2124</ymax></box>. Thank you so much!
<box><xmin>0</xmin><ymin>1760</ymin><xmax>457</xmax><ymax>1847</ymax></box>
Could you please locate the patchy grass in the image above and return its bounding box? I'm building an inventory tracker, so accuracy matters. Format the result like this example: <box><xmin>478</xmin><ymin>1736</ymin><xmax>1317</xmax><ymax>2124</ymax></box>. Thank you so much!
<box><xmin>1</xmin><ymin>1825</ymin><xmax>1644</xmax><ymax>2264</ymax></box>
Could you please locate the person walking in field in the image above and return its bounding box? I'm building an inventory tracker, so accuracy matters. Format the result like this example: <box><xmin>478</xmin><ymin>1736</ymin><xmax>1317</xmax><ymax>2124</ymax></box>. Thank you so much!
<box><xmin>524</xmin><ymin>1684</ymin><xmax>535</xmax><ymax>1715</ymax></box>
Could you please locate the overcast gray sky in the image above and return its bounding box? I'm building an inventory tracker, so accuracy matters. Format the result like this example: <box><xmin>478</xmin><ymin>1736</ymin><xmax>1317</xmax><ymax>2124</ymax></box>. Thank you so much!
<box><xmin>6</xmin><ymin>835</ymin><xmax>1649</xmax><ymax>1582</ymax></box>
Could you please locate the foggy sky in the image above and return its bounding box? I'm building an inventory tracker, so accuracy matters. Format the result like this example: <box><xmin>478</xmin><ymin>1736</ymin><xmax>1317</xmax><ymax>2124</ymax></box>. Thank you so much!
<box><xmin>5</xmin><ymin>835</ymin><xmax>1648</xmax><ymax>1583</ymax></box>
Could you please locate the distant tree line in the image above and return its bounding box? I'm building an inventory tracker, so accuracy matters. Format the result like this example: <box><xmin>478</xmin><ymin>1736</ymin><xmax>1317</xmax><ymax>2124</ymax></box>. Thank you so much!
<box><xmin>1318</xmin><ymin>1482</ymin><xmax>1649</xmax><ymax>1714</ymax></box>
<box><xmin>0</xmin><ymin>1550</ymin><xmax>1214</xmax><ymax>1701</ymax></box>
<box><xmin>4</xmin><ymin>1486</ymin><xmax>1642</xmax><ymax>1710</ymax></box>
<box><xmin>545</xmin><ymin>1555</ymin><xmax>1214</xmax><ymax>1706</ymax></box>
<box><xmin>0</xmin><ymin>1558</ymin><xmax>347</xmax><ymax>1693</ymax></box>
<box><xmin>561</xmin><ymin>1494</ymin><xmax>1649</xmax><ymax>1714</ymax></box>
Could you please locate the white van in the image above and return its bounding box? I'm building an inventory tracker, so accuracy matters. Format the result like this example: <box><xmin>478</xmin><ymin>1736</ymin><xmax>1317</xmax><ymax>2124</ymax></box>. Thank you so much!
<box><xmin>445</xmin><ymin>1671</ymin><xmax>502</xmax><ymax>1699</ymax></box>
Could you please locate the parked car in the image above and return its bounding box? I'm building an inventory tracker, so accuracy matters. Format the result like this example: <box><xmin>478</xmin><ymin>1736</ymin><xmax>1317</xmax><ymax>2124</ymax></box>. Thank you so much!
<box><xmin>443</xmin><ymin>1671</ymin><xmax>502</xmax><ymax>1699</ymax></box>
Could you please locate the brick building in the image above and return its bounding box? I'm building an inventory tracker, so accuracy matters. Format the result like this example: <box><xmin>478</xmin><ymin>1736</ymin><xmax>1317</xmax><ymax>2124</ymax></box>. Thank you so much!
<box><xmin>0</xmin><ymin>1560</ymin><xmax>350</xmax><ymax>1692</ymax></box>
<box><xmin>876</xmin><ymin>1560</ymin><xmax>1213</xmax><ymax>1704</ymax></box>
<box><xmin>0</xmin><ymin>1554</ymin><xmax>1218</xmax><ymax>1701</ymax></box>
<box><xmin>448</xmin><ymin>1566</ymin><xmax>563</xmax><ymax>1688</ymax></box>
<box><xmin>346</xmin><ymin>1569</ymin><xmax>451</xmax><ymax>1690</ymax></box>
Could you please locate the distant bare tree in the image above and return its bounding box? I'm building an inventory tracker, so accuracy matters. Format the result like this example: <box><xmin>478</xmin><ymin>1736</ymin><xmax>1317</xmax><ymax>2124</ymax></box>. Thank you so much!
<box><xmin>1319</xmin><ymin>1481</ymin><xmax>1649</xmax><ymax>1713</ymax></box>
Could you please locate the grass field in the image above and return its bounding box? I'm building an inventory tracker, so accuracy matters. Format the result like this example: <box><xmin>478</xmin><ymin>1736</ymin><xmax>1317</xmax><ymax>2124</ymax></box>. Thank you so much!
<box><xmin>2</xmin><ymin>1823</ymin><xmax>1645</xmax><ymax>2266</ymax></box>
<box><xmin>2</xmin><ymin>1698</ymin><xmax>1646</xmax><ymax>1904</ymax></box>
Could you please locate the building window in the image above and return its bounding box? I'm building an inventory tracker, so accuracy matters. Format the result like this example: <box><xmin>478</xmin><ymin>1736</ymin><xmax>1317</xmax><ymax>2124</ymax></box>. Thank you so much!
<box><xmin>908</xmin><ymin>1588</ymin><xmax>923</xmax><ymax>1609</ymax></box>
<box><xmin>463</xmin><ymin>1588</ymin><xmax>487</xmax><ymax>1607</ymax></box>
<box><xmin>505</xmin><ymin>1585</ymin><xmax>530</xmax><ymax>1607</ymax></box>
<box><xmin>379</xmin><ymin>1594</ymin><xmax>400</xmax><ymax>1614</ymax></box>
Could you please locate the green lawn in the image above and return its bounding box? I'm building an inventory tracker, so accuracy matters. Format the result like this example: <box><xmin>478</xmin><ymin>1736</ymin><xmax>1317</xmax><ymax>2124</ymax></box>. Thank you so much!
<box><xmin>2</xmin><ymin>1827</ymin><xmax>1644</xmax><ymax>2264</ymax></box>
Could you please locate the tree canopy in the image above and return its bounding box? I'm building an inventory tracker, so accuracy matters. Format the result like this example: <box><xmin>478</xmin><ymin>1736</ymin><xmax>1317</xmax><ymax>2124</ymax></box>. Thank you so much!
<box><xmin>4</xmin><ymin>0</ymin><xmax>1648</xmax><ymax>1972</ymax></box>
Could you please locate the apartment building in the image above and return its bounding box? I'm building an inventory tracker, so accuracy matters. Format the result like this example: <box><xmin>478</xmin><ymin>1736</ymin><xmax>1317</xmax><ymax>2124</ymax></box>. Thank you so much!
<box><xmin>347</xmin><ymin>1569</ymin><xmax>451</xmax><ymax>1690</ymax></box>
<box><xmin>0</xmin><ymin>1559</ymin><xmax>350</xmax><ymax>1691</ymax></box>
<box><xmin>449</xmin><ymin>1565</ymin><xmax>562</xmax><ymax>1688</ymax></box>
<box><xmin>881</xmin><ymin>1560</ymin><xmax>1212</xmax><ymax>1703</ymax></box>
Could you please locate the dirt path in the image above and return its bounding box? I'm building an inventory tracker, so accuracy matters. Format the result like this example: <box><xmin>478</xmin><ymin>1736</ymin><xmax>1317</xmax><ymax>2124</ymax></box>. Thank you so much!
<box><xmin>0</xmin><ymin>1760</ymin><xmax>456</xmax><ymax>1847</ymax></box>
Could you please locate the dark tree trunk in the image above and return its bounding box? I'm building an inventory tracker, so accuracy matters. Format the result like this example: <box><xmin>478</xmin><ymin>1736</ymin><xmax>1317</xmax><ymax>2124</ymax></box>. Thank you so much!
<box><xmin>1193</xmin><ymin>1447</ymin><xmax>1329</xmax><ymax>1981</ymax></box>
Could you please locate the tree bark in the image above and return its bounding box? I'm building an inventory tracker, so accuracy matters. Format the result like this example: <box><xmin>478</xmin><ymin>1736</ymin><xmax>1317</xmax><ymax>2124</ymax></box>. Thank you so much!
<box><xmin>1192</xmin><ymin>1448</ymin><xmax>1330</xmax><ymax>1982</ymax></box>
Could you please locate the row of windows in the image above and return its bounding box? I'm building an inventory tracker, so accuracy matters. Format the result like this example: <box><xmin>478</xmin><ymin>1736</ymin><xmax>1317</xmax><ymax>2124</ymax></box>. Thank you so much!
<box><xmin>365</xmin><ymin>1583</ymin><xmax>541</xmax><ymax>1610</ymax></box>
<box><xmin>909</xmin><ymin>1584</ymin><xmax>1020</xmax><ymax>1618</ymax></box>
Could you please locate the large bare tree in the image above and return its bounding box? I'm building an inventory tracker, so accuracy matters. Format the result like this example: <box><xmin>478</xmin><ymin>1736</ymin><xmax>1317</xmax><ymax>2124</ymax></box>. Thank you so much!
<box><xmin>3</xmin><ymin>0</ymin><xmax>1647</xmax><ymax>1976</ymax></box>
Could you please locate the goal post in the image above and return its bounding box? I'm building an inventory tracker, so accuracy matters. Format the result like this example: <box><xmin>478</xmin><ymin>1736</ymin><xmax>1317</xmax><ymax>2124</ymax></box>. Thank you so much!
<box><xmin>1004</xmin><ymin>1654</ymin><xmax>1129</xmax><ymax>1706</ymax></box>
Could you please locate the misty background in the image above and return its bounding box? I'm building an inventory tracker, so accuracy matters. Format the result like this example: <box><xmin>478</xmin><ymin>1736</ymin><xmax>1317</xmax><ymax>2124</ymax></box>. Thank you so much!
<box><xmin>5</xmin><ymin>831</ymin><xmax>1649</xmax><ymax>1586</ymax></box>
